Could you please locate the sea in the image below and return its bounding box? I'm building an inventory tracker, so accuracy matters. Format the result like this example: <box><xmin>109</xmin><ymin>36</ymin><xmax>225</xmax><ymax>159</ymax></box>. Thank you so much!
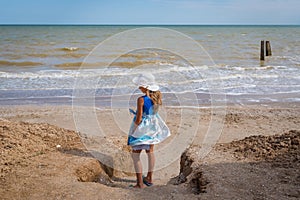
<box><xmin>0</xmin><ymin>25</ymin><xmax>299</xmax><ymax>108</ymax></box>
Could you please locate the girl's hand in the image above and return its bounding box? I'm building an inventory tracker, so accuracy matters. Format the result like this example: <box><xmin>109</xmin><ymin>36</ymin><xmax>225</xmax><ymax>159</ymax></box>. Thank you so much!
<box><xmin>129</xmin><ymin>108</ymin><xmax>136</xmax><ymax>115</ymax></box>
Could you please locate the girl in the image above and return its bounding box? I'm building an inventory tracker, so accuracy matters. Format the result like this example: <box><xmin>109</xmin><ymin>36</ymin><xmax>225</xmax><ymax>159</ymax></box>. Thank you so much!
<box><xmin>128</xmin><ymin>74</ymin><xmax>170</xmax><ymax>188</ymax></box>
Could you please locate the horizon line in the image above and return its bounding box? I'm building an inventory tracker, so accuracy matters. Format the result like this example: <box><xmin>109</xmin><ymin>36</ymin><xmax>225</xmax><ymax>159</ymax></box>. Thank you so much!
<box><xmin>0</xmin><ymin>23</ymin><xmax>299</xmax><ymax>26</ymax></box>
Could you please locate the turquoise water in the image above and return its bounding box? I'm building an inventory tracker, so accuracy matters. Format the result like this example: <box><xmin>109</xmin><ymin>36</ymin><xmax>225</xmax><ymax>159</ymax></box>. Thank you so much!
<box><xmin>0</xmin><ymin>25</ymin><xmax>299</xmax><ymax>106</ymax></box>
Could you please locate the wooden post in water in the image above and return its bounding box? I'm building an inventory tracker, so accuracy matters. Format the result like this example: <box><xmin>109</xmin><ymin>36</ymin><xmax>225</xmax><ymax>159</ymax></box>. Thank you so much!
<box><xmin>260</xmin><ymin>40</ymin><xmax>265</xmax><ymax>61</ymax></box>
<box><xmin>266</xmin><ymin>41</ymin><xmax>272</xmax><ymax>56</ymax></box>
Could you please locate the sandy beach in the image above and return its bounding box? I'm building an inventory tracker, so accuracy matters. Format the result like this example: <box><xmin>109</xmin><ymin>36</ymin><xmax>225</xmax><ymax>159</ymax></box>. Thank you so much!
<box><xmin>1</xmin><ymin>103</ymin><xmax>299</xmax><ymax>199</ymax></box>
<box><xmin>1</xmin><ymin>1</ymin><xmax>300</xmax><ymax>199</ymax></box>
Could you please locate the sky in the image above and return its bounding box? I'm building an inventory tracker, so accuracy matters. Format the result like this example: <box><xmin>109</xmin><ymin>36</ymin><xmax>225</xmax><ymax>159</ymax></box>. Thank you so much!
<box><xmin>0</xmin><ymin>0</ymin><xmax>299</xmax><ymax>25</ymax></box>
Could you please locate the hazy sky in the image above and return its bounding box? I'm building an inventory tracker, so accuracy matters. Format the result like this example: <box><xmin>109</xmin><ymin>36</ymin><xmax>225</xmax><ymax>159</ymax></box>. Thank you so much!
<box><xmin>1</xmin><ymin>0</ymin><xmax>299</xmax><ymax>24</ymax></box>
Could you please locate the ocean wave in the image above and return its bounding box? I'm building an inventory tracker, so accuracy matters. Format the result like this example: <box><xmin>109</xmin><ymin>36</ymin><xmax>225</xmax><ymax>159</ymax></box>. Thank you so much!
<box><xmin>55</xmin><ymin>59</ymin><xmax>177</xmax><ymax>69</ymax></box>
<box><xmin>60</xmin><ymin>47</ymin><xmax>79</xmax><ymax>51</ymax></box>
<box><xmin>221</xmin><ymin>65</ymin><xmax>276</xmax><ymax>71</ymax></box>
<box><xmin>25</xmin><ymin>53</ymin><xmax>49</xmax><ymax>58</ymax></box>
<box><xmin>111</xmin><ymin>60</ymin><xmax>158</xmax><ymax>68</ymax></box>
<box><xmin>0</xmin><ymin>64</ymin><xmax>299</xmax><ymax>95</ymax></box>
<box><xmin>0</xmin><ymin>64</ymin><xmax>296</xmax><ymax>79</ymax></box>
<box><xmin>54</xmin><ymin>62</ymin><xmax>83</xmax><ymax>68</ymax></box>
<box><xmin>54</xmin><ymin>62</ymin><xmax>111</xmax><ymax>69</ymax></box>
<box><xmin>22</xmin><ymin>52</ymin><xmax>87</xmax><ymax>59</ymax></box>
<box><xmin>120</xmin><ymin>53</ymin><xmax>151</xmax><ymax>59</ymax></box>
<box><xmin>0</xmin><ymin>68</ymin><xmax>130</xmax><ymax>78</ymax></box>
<box><xmin>0</xmin><ymin>60</ymin><xmax>43</xmax><ymax>67</ymax></box>
<box><xmin>271</xmin><ymin>55</ymin><xmax>300</xmax><ymax>65</ymax></box>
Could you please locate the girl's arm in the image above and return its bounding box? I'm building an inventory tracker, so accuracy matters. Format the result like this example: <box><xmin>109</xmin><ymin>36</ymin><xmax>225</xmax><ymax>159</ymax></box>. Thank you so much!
<box><xmin>134</xmin><ymin>97</ymin><xmax>144</xmax><ymax>126</ymax></box>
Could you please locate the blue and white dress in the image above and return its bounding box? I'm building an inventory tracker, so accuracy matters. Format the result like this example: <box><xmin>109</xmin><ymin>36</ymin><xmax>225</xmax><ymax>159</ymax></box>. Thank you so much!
<box><xmin>128</xmin><ymin>95</ymin><xmax>170</xmax><ymax>150</ymax></box>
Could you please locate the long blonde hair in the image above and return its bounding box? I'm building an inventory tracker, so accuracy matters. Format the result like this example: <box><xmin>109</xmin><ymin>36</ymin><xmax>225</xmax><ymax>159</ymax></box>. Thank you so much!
<box><xmin>147</xmin><ymin>90</ymin><xmax>162</xmax><ymax>113</ymax></box>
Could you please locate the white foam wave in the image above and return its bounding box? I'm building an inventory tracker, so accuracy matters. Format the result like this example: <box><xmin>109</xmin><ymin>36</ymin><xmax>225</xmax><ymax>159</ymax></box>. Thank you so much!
<box><xmin>0</xmin><ymin>64</ymin><xmax>201</xmax><ymax>79</ymax></box>
<box><xmin>61</xmin><ymin>47</ymin><xmax>79</xmax><ymax>51</ymax></box>
<box><xmin>1</xmin><ymin>64</ymin><xmax>299</xmax><ymax>95</ymax></box>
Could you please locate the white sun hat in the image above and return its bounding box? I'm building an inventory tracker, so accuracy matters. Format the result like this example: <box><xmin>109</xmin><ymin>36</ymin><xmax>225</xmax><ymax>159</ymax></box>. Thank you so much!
<box><xmin>132</xmin><ymin>73</ymin><xmax>160</xmax><ymax>92</ymax></box>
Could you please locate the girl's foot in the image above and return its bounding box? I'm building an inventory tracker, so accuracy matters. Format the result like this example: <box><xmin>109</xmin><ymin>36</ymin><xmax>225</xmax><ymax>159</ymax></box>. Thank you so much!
<box><xmin>142</xmin><ymin>176</ymin><xmax>153</xmax><ymax>186</ymax></box>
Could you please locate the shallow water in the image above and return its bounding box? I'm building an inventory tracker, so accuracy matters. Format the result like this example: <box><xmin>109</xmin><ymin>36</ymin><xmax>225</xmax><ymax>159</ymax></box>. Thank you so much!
<box><xmin>0</xmin><ymin>25</ymin><xmax>299</xmax><ymax>106</ymax></box>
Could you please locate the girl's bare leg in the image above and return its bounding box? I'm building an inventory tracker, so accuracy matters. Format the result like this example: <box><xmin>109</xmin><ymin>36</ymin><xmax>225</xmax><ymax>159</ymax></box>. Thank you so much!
<box><xmin>131</xmin><ymin>149</ymin><xmax>145</xmax><ymax>188</ymax></box>
<box><xmin>145</xmin><ymin>145</ymin><xmax>155</xmax><ymax>183</ymax></box>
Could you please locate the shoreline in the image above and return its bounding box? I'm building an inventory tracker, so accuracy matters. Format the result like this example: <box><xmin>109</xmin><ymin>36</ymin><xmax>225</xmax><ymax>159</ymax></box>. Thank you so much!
<box><xmin>0</xmin><ymin>91</ymin><xmax>299</xmax><ymax>108</ymax></box>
